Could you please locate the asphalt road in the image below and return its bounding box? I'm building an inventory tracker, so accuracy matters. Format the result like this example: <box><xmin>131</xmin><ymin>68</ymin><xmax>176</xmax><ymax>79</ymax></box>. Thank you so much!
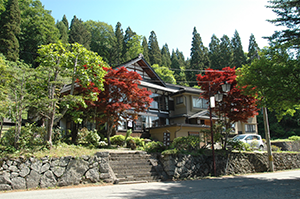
<box><xmin>1</xmin><ymin>170</ymin><xmax>300</xmax><ymax>199</ymax></box>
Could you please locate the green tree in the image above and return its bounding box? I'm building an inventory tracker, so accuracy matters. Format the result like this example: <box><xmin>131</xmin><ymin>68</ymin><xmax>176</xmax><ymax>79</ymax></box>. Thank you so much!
<box><xmin>188</xmin><ymin>27</ymin><xmax>209</xmax><ymax>86</ymax></box>
<box><xmin>237</xmin><ymin>45</ymin><xmax>300</xmax><ymax>120</ymax></box>
<box><xmin>61</xmin><ymin>14</ymin><xmax>68</xmax><ymax>30</ymax></box>
<box><xmin>209</xmin><ymin>34</ymin><xmax>222</xmax><ymax>70</ymax></box>
<box><xmin>148</xmin><ymin>30</ymin><xmax>162</xmax><ymax>65</ymax></box>
<box><xmin>247</xmin><ymin>33</ymin><xmax>260</xmax><ymax>64</ymax></box>
<box><xmin>19</xmin><ymin>0</ymin><xmax>59</xmax><ymax>66</ymax></box>
<box><xmin>56</xmin><ymin>20</ymin><xmax>68</xmax><ymax>43</ymax></box>
<box><xmin>152</xmin><ymin>64</ymin><xmax>176</xmax><ymax>84</ymax></box>
<box><xmin>266</xmin><ymin>0</ymin><xmax>300</xmax><ymax>49</ymax></box>
<box><xmin>36</xmin><ymin>42</ymin><xmax>108</xmax><ymax>146</ymax></box>
<box><xmin>0</xmin><ymin>0</ymin><xmax>21</xmax><ymax>61</ymax></box>
<box><xmin>219</xmin><ymin>34</ymin><xmax>232</xmax><ymax>68</ymax></box>
<box><xmin>126</xmin><ymin>34</ymin><xmax>143</xmax><ymax>59</ymax></box>
<box><xmin>69</xmin><ymin>15</ymin><xmax>91</xmax><ymax>50</ymax></box>
<box><xmin>161</xmin><ymin>43</ymin><xmax>171</xmax><ymax>68</ymax></box>
<box><xmin>142</xmin><ymin>36</ymin><xmax>150</xmax><ymax>63</ymax></box>
<box><xmin>122</xmin><ymin>27</ymin><xmax>136</xmax><ymax>61</ymax></box>
<box><xmin>171</xmin><ymin>49</ymin><xmax>188</xmax><ymax>86</ymax></box>
<box><xmin>84</xmin><ymin>20</ymin><xmax>115</xmax><ymax>64</ymax></box>
<box><xmin>114</xmin><ymin>22</ymin><xmax>124</xmax><ymax>66</ymax></box>
<box><xmin>231</xmin><ymin>30</ymin><xmax>246</xmax><ymax>68</ymax></box>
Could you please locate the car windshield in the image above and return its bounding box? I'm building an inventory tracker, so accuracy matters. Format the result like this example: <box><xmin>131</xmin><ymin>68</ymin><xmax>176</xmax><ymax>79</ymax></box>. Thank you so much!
<box><xmin>233</xmin><ymin>135</ymin><xmax>246</xmax><ymax>140</ymax></box>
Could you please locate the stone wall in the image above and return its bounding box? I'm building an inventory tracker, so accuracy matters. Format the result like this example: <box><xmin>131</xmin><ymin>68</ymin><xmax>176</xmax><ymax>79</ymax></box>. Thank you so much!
<box><xmin>159</xmin><ymin>152</ymin><xmax>300</xmax><ymax>179</ymax></box>
<box><xmin>0</xmin><ymin>152</ymin><xmax>112</xmax><ymax>191</ymax></box>
<box><xmin>272</xmin><ymin>141</ymin><xmax>300</xmax><ymax>152</ymax></box>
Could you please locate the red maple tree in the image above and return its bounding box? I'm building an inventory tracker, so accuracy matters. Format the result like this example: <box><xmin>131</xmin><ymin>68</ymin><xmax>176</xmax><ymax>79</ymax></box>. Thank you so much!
<box><xmin>78</xmin><ymin>66</ymin><xmax>153</xmax><ymax>146</ymax></box>
<box><xmin>197</xmin><ymin>67</ymin><xmax>259</xmax><ymax>148</ymax></box>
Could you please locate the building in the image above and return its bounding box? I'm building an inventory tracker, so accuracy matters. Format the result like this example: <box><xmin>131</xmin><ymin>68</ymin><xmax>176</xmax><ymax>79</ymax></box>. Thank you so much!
<box><xmin>113</xmin><ymin>54</ymin><xmax>258</xmax><ymax>146</ymax></box>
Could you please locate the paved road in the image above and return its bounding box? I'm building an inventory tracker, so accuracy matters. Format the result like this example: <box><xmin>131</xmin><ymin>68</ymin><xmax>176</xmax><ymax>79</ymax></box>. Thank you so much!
<box><xmin>1</xmin><ymin>170</ymin><xmax>300</xmax><ymax>199</ymax></box>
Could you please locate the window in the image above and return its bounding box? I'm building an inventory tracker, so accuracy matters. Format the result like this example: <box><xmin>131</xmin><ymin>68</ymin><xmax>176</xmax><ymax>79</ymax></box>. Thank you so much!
<box><xmin>245</xmin><ymin>124</ymin><xmax>256</xmax><ymax>132</ymax></box>
<box><xmin>176</xmin><ymin>96</ymin><xmax>183</xmax><ymax>104</ymax></box>
<box><xmin>150</xmin><ymin>93</ymin><xmax>160</xmax><ymax>109</ymax></box>
<box><xmin>192</xmin><ymin>97</ymin><xmax>208</xmax><ymax>109</ymax></box>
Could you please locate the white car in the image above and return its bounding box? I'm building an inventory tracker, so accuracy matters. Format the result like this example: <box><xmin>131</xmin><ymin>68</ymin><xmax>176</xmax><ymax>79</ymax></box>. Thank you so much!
<box><xmin>232</xmin><ymin>134</ymin><xmax>264</xmax><ymax>150</ymax></box>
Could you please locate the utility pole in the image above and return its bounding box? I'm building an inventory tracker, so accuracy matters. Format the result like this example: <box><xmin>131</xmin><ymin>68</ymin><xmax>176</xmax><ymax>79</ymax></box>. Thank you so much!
<box><xmin>262</xmin><ymin>107</ymin><xmax>274</xmax><ymax>172</ymax></box>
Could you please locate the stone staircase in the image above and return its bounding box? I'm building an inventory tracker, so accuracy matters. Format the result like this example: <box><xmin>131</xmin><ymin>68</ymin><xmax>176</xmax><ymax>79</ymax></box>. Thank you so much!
<box><xmin>109</xmin><ymin>151</ymin><xmax>162</xmax><ymax>184</ymax></box>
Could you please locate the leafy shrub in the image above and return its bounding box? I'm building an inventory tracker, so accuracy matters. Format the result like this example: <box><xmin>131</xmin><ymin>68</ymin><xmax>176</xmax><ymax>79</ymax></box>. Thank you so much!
<box><xmin>1</xmin><ymin>123</ymin><xmax>46</xmax><ymax>150</ymax></box>
<box><xmin>227</xmin><ymin>139</ymin><xmax>251</xmax><ymax>151</ymax></box>
<box><xmin>125</xmin><ymin>136</ymin><xmax>145</xmax><ymax>148</ymax></box>
<box><xmin>144</xmin><ymin>141</ymin><xmax>165</xmax><ymax>153</ymax></box>
<box><xmin>110</xmin><ymin>135</ymin><xmax>125</xmax><ymax>146</ymax></box>
<box><xmin>288</xmin><ymin>136</ymin><xmax>300</xmax><ymax>141</ymax></box>
<box><xmin>161</xmin><ymin>148</ymin><xmax>179</xmax><ymax>155</ymax></box>
<box><xmin>126</xmin><ymin>138</ymin><xmax>136</xmax><ymax>150</ymax></box>
<box><xmin>170</xmin><ymin>136</ymin><xmax>201</xmax><ymax>153</ymax></box>
<box><xmin>271</xmin><ymin>145</ymin><xmax>282</xmax><ymax>152</ymax></box>
<box><xmin>77</xmin><ymin>128</ymin><xmax>101</xmax><ymax>147</ymax></box>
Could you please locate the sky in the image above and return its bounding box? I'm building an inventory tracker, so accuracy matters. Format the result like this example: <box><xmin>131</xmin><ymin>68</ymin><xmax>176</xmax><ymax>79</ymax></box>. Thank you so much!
<box><xmin>40</xmin><ymin>0</ymin><xmax>280</xmax><ymax>59</ymax></box>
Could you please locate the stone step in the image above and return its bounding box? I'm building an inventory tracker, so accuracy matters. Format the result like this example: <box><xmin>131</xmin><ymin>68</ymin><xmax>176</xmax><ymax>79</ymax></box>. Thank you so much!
<box><xmin>113</xmin><ymin>169</ymin><xmax>157</xmax><ymax>175</ymax></box>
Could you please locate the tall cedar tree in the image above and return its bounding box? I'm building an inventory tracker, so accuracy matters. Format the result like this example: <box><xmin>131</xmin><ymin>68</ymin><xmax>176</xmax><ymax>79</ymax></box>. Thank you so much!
<box><xmin>209</xmin><ymin>34</ymin><xmax>222</xmax><ymax>70</ymax></box>
<box><xmin>171</xmin><ymin>49</ymin><xmax>188</xmax><ymax>86</ymax></box>
<box><xmin>148</xmin><ymin>30</ymin><xmax>162</xmax><ymax>66</ymax></box>
<box><xmin>19</xmin><ymin>0</ymin><xmax>59</xmax><ymax>66</ymax></box>
<box><xmin>247</xmin><ymin>33</ymin><xmax>260</xmax><ymax>64</ymax></box>
<box><xmin>62</xmin><ymin>14</ymin><xmax>69</xmax><ymax>30</ymax></box>
<box><xmin>266</xmin><ymin>0</ymin><xmax>300</xmax><ymax>48</ymax></box>
<box><xmin>69</xmin><ymin>15</ymin><xmax>91</xmax><ymax>50</ymax></box>
<box><xmin>56</xmin><ymin>20</ymin><xmax>68</xmax><ymax>43</ymax></box>
<box><xmin>122</xmin><ymin>27</ymin><xmax>136</xmax><ymax>62</ymax></box>
<box><xmin>231</xmin><ymin>30</ymin><xmax>246</xmax><ymax>68</ymax></box>
<box><xmin>197</xmin><ymin>67</ymin><xmax>259</xmax><ymax>148</ymax></box>
<box><xmin>77</xmin><ymin>66</ymin><xmax>152</xmax><ymax>146</ymax></box>
<box><xmin>114</xmin><ymin>22</ymin><xmax>124</xmax><ymax>65</ymax></box>
<box><xmin>0</xmin><ymin>0</ymin><xmax>21</xmax><ymax>61</ymax></box>
<box><xmin>142</xmin><ymin>36</ymin><xmax>150</xmax><ymax>63</ymax></box>
<box><xmin>161</xmin><ymin>43</ymin><xmax>171</xmax><ymax>68</ymax></box>
<box><xmin>219</xmin><ymin>35</ymin><xmax>232</xmax><ymax>68</ymax></box>
<box><xmin>188</xmin><ymin>27</ymin><xmax>210</xmax><ymax>86</ymax></box>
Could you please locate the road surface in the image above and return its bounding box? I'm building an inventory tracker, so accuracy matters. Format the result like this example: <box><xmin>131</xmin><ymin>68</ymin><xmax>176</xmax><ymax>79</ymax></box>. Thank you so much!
<box><xmin>1</xmin><ymin>170</ymin><xmax>300</xmax><ymax>199</ymax></box>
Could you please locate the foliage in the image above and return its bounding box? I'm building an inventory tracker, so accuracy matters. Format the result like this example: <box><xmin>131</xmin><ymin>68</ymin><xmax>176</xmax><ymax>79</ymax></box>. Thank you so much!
<box><xmin>288</xmin><ymin>136</ymin><xmax>300</xmax><ymax>141</ymax></box>
<box><xmin>113</xmin><ymin>22</ymin><xmax>124</xmax><ymax>66</ymax></box>
<box><xmin>219</xmin><ymin>35</ymin><xmax>232</xmax><ymax>68</ymax></box>
<box><xmin>271</xmin><ymin>145</ymin><xmax>282</xmax><ymax>152</ymax></box>
<box><xmin>171</xmin><ymin>49</ymin><xmax>188</xmax><ymax>86</ymax></box>
<box><xmin>69</xmin><ymin>15</ymin><xmax>91</xmax><ymax>50</ymax></box>
<box><xmin>0</xmin><ymin>0</ymin><xmax>21</xmax><ymax>61</ymax></box>
<box><xmin>1</xmin><ymin>123</ymin><xmax>46</xmax><ymax>151</ymax></box>
<box><xmin>197</xmin><ymin>67</ymin><xmax>259</xmax><ymax>148</ymax></box>
<box><xmin>161</xmin><ymin>44</ymin><xmax>171</xmax><ymax>68</ymax></box>
<box><xmin>209</xmin><ymin>34</ymin><xmax>222</xmax><ymax>70</ymax></box>
<box><xmin>110</xmin><ymin>135</ymin><xmax>125</xmax><ymax>146</ymax></box>
<box><xmin>126</xmin><ymin>136</ymin><xmax>145</xmax><ymax>148</ymax></box>
<box><xmin>266</xmin><ymin>0</ymin><xmax>300</xmax><ymax>49</ymax></box>
<box><xmin>77</xmin><ymin>128</ymin><xmax>101</xmax><ymax>148</ymax></box>
<box><xmin>237</xmin><ymin>45</ymin><xmax>300</xmax><ymax>120</ymax></box>
<box><xmin>247</xmin><ymin>33</ymin><xmax>260</xmax><ymax>64</ymax></box>
<box><xmin>227</xmin><ymin>139</ymin><xmax>251</xmax><ymax>151</ymax></box>
<box><xmin>169</xmin><ymin>136</ymin><xmax>201</xmax><ymax>154</ymax></box>
<box><xmin>188</xmin><ymin>27</ymin><xmax>210</xmax><ymax>86</ymax></box>
<box><xmin>152</xmin><ymin>64</ymin><xmax>176</xmax><ymax>84</ymax></box>
<box><xmin>148</xmin><ymin>30</ymin><xmax>162</xmax><ymax>66</ymax></box>
<box><xmin>231</xmin><ymin>30</ymin><xmax>246</xmax><ymax>68</ymax></box>
<box><xmin>77</xmin><ymin>66</ymin><xmax>152</xmax><ymax>146</ymax></box>
<box><xmin>144</xmin><ymin>141</ymin><xmax>165</xmax><ymax>153</ymax></box>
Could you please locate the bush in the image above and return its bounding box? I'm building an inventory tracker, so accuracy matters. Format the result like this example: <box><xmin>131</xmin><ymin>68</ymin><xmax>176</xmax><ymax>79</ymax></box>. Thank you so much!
<box><xmin>77</xmin><ymin>128</ymin><xmax>101</xmax><ymax>148</ymax></box>
<box><xmin>227</xmin><ymin>139</ymin><xmax>251</xmax><ymax>151</ymax></box>
<box><xmin>288</xmin><ymin>136</ymin><xmax>300</xmax><ymax>141</ymax></box>
<box><xmin>271</xmin><ymin>145</ymin><xmax>282</xmax><ymax>152</ymax></box>
<box><xmin>144</xmin><ymin>141</ymin><xmax>165</xmax><ymax>153</ymax></box>
<box><xmin>125</xmin><ymin>137</ymin><xmax>145</xmax><ymax>148</ymax></box>
<box><xmin>170</xmin><ymin>136</ymin><xmax>201</xmax><ymax>153</ymax></box>
<box><xmin>110</xmin><ymin>135</ymin><xmax>125</xmax><ymax>146</ymax></box>
<box><xmin>1</xmin><ymin>123</ymin><xmax>46</xmax><ymax>150</ymax></box>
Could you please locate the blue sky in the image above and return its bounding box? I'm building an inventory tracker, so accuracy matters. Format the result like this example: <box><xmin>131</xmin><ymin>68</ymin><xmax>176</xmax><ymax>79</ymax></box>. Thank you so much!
<box><xmin>40</xmin><ymin>0</ymin><xmax>279</xmax><ymax>58</ymax></box>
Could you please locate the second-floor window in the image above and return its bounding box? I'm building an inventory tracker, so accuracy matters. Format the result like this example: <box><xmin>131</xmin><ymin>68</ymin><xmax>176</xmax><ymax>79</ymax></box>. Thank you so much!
<box><xmin>176</xmin><ymin>96</ymin><xmax>183</xmax><ymax>104</ymax></box>
<box><xmin>192</xmin><ymin>97</ymin><xmax>208</xmax><ymax>109</ymax></box>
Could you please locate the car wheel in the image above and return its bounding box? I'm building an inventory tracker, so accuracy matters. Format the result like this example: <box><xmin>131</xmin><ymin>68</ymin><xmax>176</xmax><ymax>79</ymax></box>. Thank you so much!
<box><xmin>259</xmin><ymin>145</ymin><xmax>264</xmax><ymax>150</ymax></box>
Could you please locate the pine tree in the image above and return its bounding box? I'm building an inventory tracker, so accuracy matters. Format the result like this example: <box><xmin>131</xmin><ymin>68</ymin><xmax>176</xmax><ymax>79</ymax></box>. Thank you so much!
<box><xmin>231</xmin><ymin>30</ymin><xmax>246</xmax><ymax>68</ymax></box>
<box><xmin>62</xmin><ymin>14</ymin><xmax>69</xmax><ymax>30</ymax></box>
<box><xmin>266</xmin><ymin>0</ymin><xmax>300</xmax><ymax>48</ymax></box>
<box><xmin>247</xmin><ymin>33</ymin><xmax>260</xmax><ymax>64</ymax></box>
<box><xmin>208</xmin><ymin>34</ymin><xmax>222</xmax><ymax>70</ymax></box>
<box><xmin>219</xmin><ymin>35</ymin><xmax>232</xmax><ymax>68</ymax></box>
<box><xmin>142</xmin><ymin>36</ymin><xmax>150</xmax><ymax>63</ymax></box>
<box><xmin>171</xmin><ymin>49</ymin><xmax>187</xmax><ymax>86</ymax></box>
<box><xmin>122</xmin><ymin>27</ymin><xmax>136</xmax><ymax>61</ymax></box>
<box><xmin>188</xmin><ymin>27</ymin><xmax>209</xmax><ymax>86</ymax></box>
<box><xmin>0</xmin><ymin>0</ymin><xmax>21</xmax><ymax>61</ymax></box>
<box><xmin>148</xmin><ymin>31</ymin><xmax>162</xmax><ymax>66</ymax></box>
<box><xmin>161</xmin><ymin>43</ymin><xmax>171</xmax><ymax>68</ymax></box>
<box><xmin>114</xmin><ymin>22</ymin><xmax>124</xmax><ymax>65</ymax></box>
<box><xmin>56</xmin><ymin>21</ymin><xmax>68</xmax><ymax>43</ymax></box>
<box><xmin>69</xmin><ymin>15</ymin><xmax>91</xmax><ymax>50</ymax></box>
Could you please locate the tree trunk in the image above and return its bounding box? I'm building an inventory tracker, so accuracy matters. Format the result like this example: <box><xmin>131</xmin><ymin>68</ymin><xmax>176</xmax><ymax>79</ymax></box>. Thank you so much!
<box><xmin>0</xmin><ymin>117</ymin><xmax>3</xmax><ymax>139</ymax></box>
